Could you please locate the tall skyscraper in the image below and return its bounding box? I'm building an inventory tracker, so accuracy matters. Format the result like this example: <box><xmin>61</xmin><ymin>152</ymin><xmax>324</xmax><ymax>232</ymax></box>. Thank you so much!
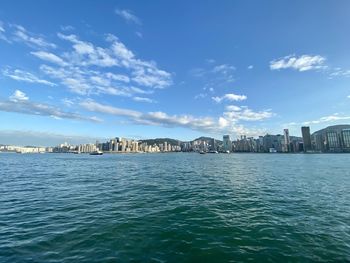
<box><xmin>223</xmin><ymin>135</ymin><xmax>232</xmax><ymax>152</ymax></box>
<box><xmin>283</xmin><ymin>129</ymin><xmax>290</xmax><ymax>152</ymax></box>
<box><xmin>301</xmin><ymin>126</ymin><xmax>312</xmax><ymax>152</ymax></box>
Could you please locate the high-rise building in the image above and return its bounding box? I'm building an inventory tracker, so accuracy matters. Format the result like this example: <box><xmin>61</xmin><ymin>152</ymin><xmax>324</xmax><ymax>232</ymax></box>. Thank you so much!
<box><xmin>223</xmin><ymin>135</ymin><xmax>232</xmax><ymax>152</ymax></box>
<box><xmin>283</xmin><ymin>129</ymin><xmax>290</xmax><ymax>152</ymax></box>
<box><xmin>326</xmin><ymin>131</ymin><xmax>340</xmax><ymax>151</ymax></box>
<box><xmin>301</xmin><ymin>126</ymin><xmax>312</xmax><ymax>152</ymax></box>
<box><xmin>209</xmin><ymin>138</ymin><xmax>216</xmax><ymax>151</ymax></box>
<box><xmin>341</xmin><ymin>129</ymin><xmax>350</xmax><ymax>151</ymax></box>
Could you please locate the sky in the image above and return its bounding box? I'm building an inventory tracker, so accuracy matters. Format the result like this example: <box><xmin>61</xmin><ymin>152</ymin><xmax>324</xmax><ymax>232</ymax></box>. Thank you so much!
<box><xmin>1</xmin><ymin>0</ymin><xmax>350</xmax><ymax>146</ymax></box>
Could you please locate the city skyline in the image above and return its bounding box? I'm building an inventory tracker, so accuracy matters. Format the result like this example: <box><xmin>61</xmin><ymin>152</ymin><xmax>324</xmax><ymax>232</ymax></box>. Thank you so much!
<box><xmin>1</xmin><ymin>1</ymin><xmax>350</xmax><ymax>145</ymax></box>
<box><xmin>2</xmin><ymin>124</ymin><xmax>350</xmax><ymax>155</ymax></box>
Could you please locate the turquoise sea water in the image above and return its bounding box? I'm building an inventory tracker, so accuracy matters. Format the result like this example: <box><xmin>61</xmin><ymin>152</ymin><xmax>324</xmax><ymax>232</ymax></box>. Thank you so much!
<box><xmin>0</xmin><ymin>153</ymin><xmax>349</xmax><ymax>262</ymax></box>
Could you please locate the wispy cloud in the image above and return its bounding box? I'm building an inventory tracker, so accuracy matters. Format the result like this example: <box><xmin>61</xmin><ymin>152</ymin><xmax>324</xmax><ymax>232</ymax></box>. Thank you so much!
<box><xmin>31</xmin><ymin>51</ymin><xmax>67</xmax><ymax>66</ymax></box>
<box><xmin>223</xmin><ymin>106</ymin><xmax>274</xmax><ymax>121</ymax></box>
<box><xmin>328</xmin><ymin>67</ymin><xmax>350</xmax><ymax>78</ymax></box>
<box><xmin>2</xmin><ymin>68</ymin><xmax>56</xmax><ymax>86</ymax></box>
<box><xmin>60</xmin><ymin>25</ymin><xmax>74</xmax><ymax>31</ymax></box>
<box><xmin>302</xmin><ymin>113</ymin><xmax>350</xmax><ymax>125</ymax></box>
<box><xmin>0</xmin><ymin>20</ymin><xmax>10</xmax><ymax>42</ymax></box>
<box><xmin>0</xmin><ymin>93</ymin><xmax>101</xmax><ymax>122</ymax></box>
<box><xmin>79</xmin><ymin>99</ymin><xmax>274</xmax><ymax>136</ymax></box>
<box><xmin>212</xmin><ymin>64</ymin><xmax>236</xmax><ymax>74</ymax></box>
<box><xmin>212</xmin><ymin>93</ymin><xmax>247</xmax><ymax>103</ymax></box>
<box><xmin>115</xmin><ymin>9</ymin><xmax>142</xmax><ymax>25</ymax></box>
<box><xmin>270</xmin><ymin>54</ymin><xmax>326</xmax><ymax>72</ymax></box>
<box><xmin>135</xmin><ymin>31</ymin><xmax>143</xmax><ymax>38</ymax></box>
<box><xmin>133</xmin><ymin>97</ymin><xmax>156</xmax><ymax>103</ymax></box>
<box><xmin>190</xmin><ymin>62</ymin><xmax>236</xmax><ymax>99</ymax></box>
<box><xmin>12</xmin><ymin>24</ymin><xmax>56</xmax><ymax>49</ymax></box>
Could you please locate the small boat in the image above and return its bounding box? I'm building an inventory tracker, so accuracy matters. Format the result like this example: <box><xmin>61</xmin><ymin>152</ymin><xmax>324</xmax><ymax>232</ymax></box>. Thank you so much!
<box><xmin>209</xmin><ymin>150</ymin><xmax>218</xmax><ymax>154</ymax></box>
<box><xmin>90</xmin><ymin>150</ymin><xmax>103</xmax><ymax>155</ymax></box>
<box><xmin>199</xmin><ymin>151</ymin><xmax>206</xmax><ymax>154</ymax></box>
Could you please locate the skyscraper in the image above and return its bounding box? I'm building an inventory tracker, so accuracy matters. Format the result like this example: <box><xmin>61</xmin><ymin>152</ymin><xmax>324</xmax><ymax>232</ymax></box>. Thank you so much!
<box><xmin>301</xmin><ymin>126</ymin><xmax>312</xmax><ymax>152</ymax></box>
<box><xmin>283</xmin><ymin>129</ymin><xmax>290</xmax><ymax>152</ymax></box>
<box><xmin>223</xmin><ymin>135</ymin><xmax>232</xmax><ymax>152</ymax></box>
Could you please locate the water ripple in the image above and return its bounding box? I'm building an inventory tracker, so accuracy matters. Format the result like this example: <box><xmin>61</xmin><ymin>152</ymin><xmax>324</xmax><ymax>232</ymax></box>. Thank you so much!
<box><xmin>0</xmin><ymin>153</ymin><xmax>350</xmax><ymax>262</ymax></box>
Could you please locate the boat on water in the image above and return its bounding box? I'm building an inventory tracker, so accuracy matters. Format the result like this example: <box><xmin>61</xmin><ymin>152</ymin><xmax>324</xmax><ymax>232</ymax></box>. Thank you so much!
<box><xmin>208</xmin><ymin>150</ymin><xmax>218</xmax><ymax>154</ymax></box>
<box><xmin>90</xmin><ymin>150</ymin><xmax>103</xmax><ymax>155</ymax></box>
<box><xmin>199</xmin><ymin>151</ymin><xmax>206</xmax><ymax>154</ymax></box>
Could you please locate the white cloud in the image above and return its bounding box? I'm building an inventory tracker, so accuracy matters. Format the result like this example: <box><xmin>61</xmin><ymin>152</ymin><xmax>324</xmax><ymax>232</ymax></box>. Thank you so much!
<box><xmin>2</xmin><ymin>68</ymin><xmax>56</xmax><ymax>86</ymax></box>
<box><xmin>223</xmin><ymin>106</ymin><xmax>274</xmax><ymax>121</ymax></box>
<box><xmin>80</xmin><ymin>99</ymin><xmax>141</xmax><ymax>118</ymax></box>
<box><xmin>105</xmin><ymin>72</ymin><xmax>130</xmax><ymax>83</ymax></box>
<box><xmin>329</xmin><ymin>68</ymin><xmax>350</xmax><ymax>78</ymax></box>
<box><xmin>0</xmin><ymin>97</ymin><xmax>101</xmax><ymax>122</ymax></box>
<box><xmin>133</xmin><ymin>97</ymin><xmax>156</xmax><ymax>103</ymax></box>
<box><xmin>226</xmin><ymin>105</ymin><xmax>241</xmax><ymax>111</ymax></box>
<box><xmin>12</xmin><ymin>25</ymin><xmax>56</xmax><ymax>49</ymax></box>
<box><xmin>43</xmin><ymin>32</ymin><xmax>172</xmax><ymax>96</ymax></box>
<box><xmin>0</xmin><ymin>21</ymin><xmax>10</xmax><ymax>42</ymax></box>
<box><xmin>79</xmin><ymin>99</ymin><xmax>274</xmax><ymax>136</ymax></box>
<box><xmin>212</xmin><ymin>64</ymin><xmax>236</xmax><ymax>74</ymax></box>
<box><xmin>303</xmin><ymin>113</ymin><xmax>350</xmax><ymax>125</ymax></box>
<box><xmin>212</xmin><ymin>93</ymin><xmax>247</xmax><ymax>103</ymax></box>
<box><xmin>270</xmin><ymin>54</ymin><xmax>326</xmax><ymax>72</ymax></box>
<box><xmin>61</xmin><ymin>98</ymin><xmax>75</xmax><ymax>107</ymax></box>
<box><xmin>248</xmin><ymin>65</ymin><xmax>253</xmax><ymax>70</ymax></box>
<box><xmin>115</xmin><ymin>9</ymin><xmax>142</xmax><ymax>25</ymax></box>
<box><xmin>39</xmin><ymin>64</ymin><xmax>150</xmax><ymax>96</ymax></box>
<box><xmin>31</xmin><ymin>51</ymin><xmax>67</xmax><ymax>66</ymax></box>
<box><xmin>9</xmin><ymin>90</ymin><xmax>29</xmax><ymax>102</ymax></box>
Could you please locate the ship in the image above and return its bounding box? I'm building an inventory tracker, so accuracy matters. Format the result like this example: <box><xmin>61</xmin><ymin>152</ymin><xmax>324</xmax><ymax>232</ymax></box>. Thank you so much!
<box><xmin>89</xmin><ymin>150</ymin><xmax>103</xmax><ymax>155</ymax></box>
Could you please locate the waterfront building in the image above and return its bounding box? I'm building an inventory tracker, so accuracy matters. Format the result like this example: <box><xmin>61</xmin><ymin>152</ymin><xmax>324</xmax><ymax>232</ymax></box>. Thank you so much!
<box><xmin>311</xmin><ymin>125</ymin><xmax>350</xmax><ymax>153</ymax></box>
<box><xmin>341</xmin><ymin>129</ymin><xmax>350</xmax><ymax>152</ymax></box>
<box><xmin>301</xmin><ymin>126</ymin><xmax>312</xmax><ymax>152</ymax></box>
<box><xmin>223</xmin><ymin>135</ymin><xmax>232</xmax><ymax>152</ymax></box>
<box><xmin>326</xmin><ymin>131</ymin><xmax>340</xmax><ymax>152</ymax></box>
<box><xmin>283</xmin><ymin>129</ymin><xmax>290</xmax><ymax>152</ymax></box>
<box><xmin>209</xmin><ymin>138</ymin><xmax>216</xmax><ymax>151</ymax></box>
<box><xmin>263</xmin><ymin>134</ymin><xmax>279</xmax><ymax>152</ymax></box>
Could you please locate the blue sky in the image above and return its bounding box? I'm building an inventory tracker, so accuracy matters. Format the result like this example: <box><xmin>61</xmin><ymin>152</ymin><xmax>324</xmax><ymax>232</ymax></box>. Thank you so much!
<box><xmin>1</xmin><ymin>0</ymin><xmax>350</xmax><ymax>145</ymax></box>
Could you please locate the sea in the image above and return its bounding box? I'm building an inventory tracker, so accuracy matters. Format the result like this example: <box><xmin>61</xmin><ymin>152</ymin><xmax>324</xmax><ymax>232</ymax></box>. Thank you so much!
<box><xmin>0</xmin><ymin>152</ymin><xmax>349</xmax><ymax>262</ymax></box>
